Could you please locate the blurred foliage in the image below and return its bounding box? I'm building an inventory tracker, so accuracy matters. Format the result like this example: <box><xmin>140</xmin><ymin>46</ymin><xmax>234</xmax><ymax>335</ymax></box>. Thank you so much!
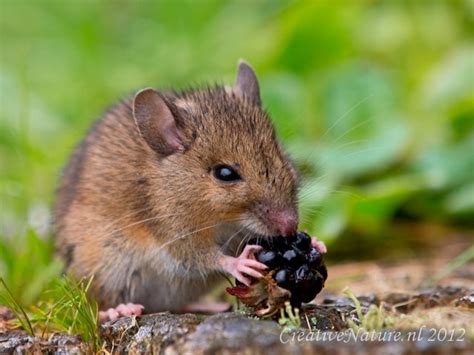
<box><xmin>1</xmin><ymin>275</ymin><xmax>100</xmax><ymax>350</ymax></box>
<box><xmin>0</xmin><ymin>228</ymin><xmax>63</xmax><ymax>304</ymax></box>
<box><xmin>0</xmin><ymin>0</ymin><xmax>473</xmax><ymax>301</ymax></box>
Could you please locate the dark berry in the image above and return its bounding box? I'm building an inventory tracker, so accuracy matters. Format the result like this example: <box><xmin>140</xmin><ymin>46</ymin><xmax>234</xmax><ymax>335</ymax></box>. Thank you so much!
<box><xmin>247</xmin><ymin>238</ymin><xmax>269</xmax><ymax>248</ymax></box>
<box><xmin>274</xmin><ymin>268</ymin><xmax>292</xmax><ymax>289</ymax></box>
<box><xmin>307</xmin><ymin>247</ymin><xmax>322</xmax><ymax>268</ymax></box>
<box><xmin>295</xmin><ymin>264</ymin><xmax>310</xmax><ymax>284</ymax></box>
<box><xmin>295</xmin><ymin>272</ymin><xmax>323</xmax><ymax>303</ymax></box>
<box><xmin>281</xmin><ymin>249</ymin><xmax>302</xmax><ymax>267</ymax></box>
<box><xmin>270</xmin><ymin>236</ymin><xmax>291</xmax><ymax>252</ymax></box>
<box><xmin>256</xmin><ymin>250</ymin><xmax>279</xmax><ymax>268</ymax></box>
<box><xmin>318</xmin><ymin>264</ymin><xmax>328</xmax><ymax>280</ymax></box>
<box><xmin>235</xmin><ymin>231</ymin><xmax>327</xmax><ymax>308</ymax></box>
<box><xmin>293</xmin><ymin>231</ymin><xmax>311</xmax><ymax>251</ymax></box>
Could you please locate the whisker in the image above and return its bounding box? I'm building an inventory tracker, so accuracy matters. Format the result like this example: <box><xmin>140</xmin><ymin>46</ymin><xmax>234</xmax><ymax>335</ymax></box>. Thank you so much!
<box><xmin>98</xmin><ymin>213</ymin><xmax>182</xmax><ymax>240</ymax></box>
<box><xmin>100</xmin><ymin>206</ymin><xmax>156</xmax><ymax>233</ymax></box>
<box><xmin>155</xmin><ymin>218</ymin><xmax>246</xmax><ymax>254</ymax></box>
<box><xmin>299</xmin><ymin>186</ymin><xmax>363</xmax><ymax>201</ymax></box>
<box><xmin>219</xmin><ymin>224</ymin><xmax>248</xmax><ymax>254</ymax></box>
<box><xmin>300</xmin><ymin>173</ymin><xmax>330</xmax><ymax>187</ymax></box>
<box><xmin>331</xmin><ymin>117</ymin><xmax>375</xmax><ymax>144</ymax></box>
<box><xmin>323</xmin><ymin>94</ymin><xmax>373</xmax><ymax>137</ymax></box>
<box><xmin>301</xmin><ymin>139</ymin><xmax>370</xmax><ymax>169</ymax></box>
<box><xmin>300</xmin><ymin>207</ymin><xmax>328</xmax><ymax>219</ymax></box>
<box><xmin>236</xmin><ymin>226</ymin><xmax>255</xmax><ymax>255</ymax></box>
<box><xmin>236</xmin><ymin>230</ymin><xmax>252</xmax><ymax>255</ymax></box>
<box><xmin>295</xmin><ymin>99</ymin><xmax>376</xmax><ymax>170</ymax></box>
<box><xmin>298</xmin><ymin>182</ymin><xmax>335</xmax><ymax>201</ymax></box>
<box><xmin>154</xmin><ymin>224</ymin><xmax>223</xmax><ymax>252</ymax></box>
<box><xmin>343</xmin><ymin>146</ymin><xmax>385</xmax><ymax>158</ymax></box>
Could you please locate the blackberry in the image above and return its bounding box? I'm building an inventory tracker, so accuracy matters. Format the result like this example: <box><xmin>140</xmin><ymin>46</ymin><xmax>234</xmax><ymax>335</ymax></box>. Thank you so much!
<box><xmin>274</xmin><ymin>268</ymin><xmax>292</xmax><ymax>289</ymax></box>
<box><xmin>247</xmin><ymin>231</ymin><xmax>327</xmax><ymax>307</ymax></box>
<box><xmin>256</xmin><ymin>250</ymin><xmax>280</xmax><ymax>268</ymax></box>
<box><xmin>307</xmin><ymin>248</ymin><xmax>322</xmax><ymax>268</ymax></box>
<box><xmin>281</xmin><ymin>249</ymin><xmax>302</xmax><ymax>266</ymax></box>
<box><xmin>294</xmin><ymin>231</ymin><xmax>311</xmax><ymax>250</ymax></box>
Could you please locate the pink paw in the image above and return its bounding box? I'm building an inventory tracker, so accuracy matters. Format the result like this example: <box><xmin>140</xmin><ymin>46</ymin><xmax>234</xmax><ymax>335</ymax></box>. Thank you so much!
<box><xmin>220</xmin><ymin>244</ymin><xmax>268</xmax><ymax>286</ymax></box>
<box><xmin>311</xmin><ymin>236</ymin><xmax>327</xmax><ymax>254</ymax></box>
<box><xmin>99</xmin><ymin>303</ymin><xmax>144</xmax><ymax>322</ymax></box>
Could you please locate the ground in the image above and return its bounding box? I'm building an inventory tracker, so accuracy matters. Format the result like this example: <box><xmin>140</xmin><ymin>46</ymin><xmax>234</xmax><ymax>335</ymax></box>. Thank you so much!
<box><xmin>1</xmin><ymin>238</ymin><xmax>472</xmax><ymax>354</ymax></box>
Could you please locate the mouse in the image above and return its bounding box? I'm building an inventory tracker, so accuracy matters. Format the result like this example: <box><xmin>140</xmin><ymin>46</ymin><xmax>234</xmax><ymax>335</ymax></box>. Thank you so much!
<box><xmin>53</xmin><ymin>61</ymin><xmax>326</xmax><ymax>321</ymax></box>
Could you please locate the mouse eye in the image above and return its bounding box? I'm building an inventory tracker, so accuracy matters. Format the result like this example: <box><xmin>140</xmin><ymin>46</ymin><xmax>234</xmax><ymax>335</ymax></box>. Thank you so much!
<box><xmin>213</xmin><ymin>165</ymin><xmax>241</xmax><ymax>182</ymax></box>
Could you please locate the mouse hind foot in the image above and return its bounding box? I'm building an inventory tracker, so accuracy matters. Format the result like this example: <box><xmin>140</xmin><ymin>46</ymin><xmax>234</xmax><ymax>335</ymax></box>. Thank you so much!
<box><xmin>99</xmin><ymin>303</ymin><xmax>144</xmax><ymax>322</ymax></box>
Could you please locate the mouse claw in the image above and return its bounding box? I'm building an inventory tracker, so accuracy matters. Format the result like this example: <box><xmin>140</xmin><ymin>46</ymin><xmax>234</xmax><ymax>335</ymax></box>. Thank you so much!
<box><xmin>99</xmin><ymin>303</ymin><xmax>144</xmax><ymax>322</ymax></box>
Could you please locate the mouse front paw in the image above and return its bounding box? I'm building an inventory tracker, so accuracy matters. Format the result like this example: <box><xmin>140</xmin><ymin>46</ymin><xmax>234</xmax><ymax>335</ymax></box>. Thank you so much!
<box><xmin>99</xmin><ymin>303</ymin><xmax>144</xmax><ymax>322</ymax></box>
<box><xmin>310</xmin><ymin>236</ymin><xmax>327</xmax><ymax>254</ymax></box>
<box><xmin>219</xmin><ymin>245</ymin><xmax>268</xmax><ymax>286</ymax></box>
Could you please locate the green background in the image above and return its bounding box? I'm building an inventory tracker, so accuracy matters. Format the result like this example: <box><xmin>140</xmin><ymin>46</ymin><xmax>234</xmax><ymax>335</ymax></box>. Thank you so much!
<box><xmin>1</xmin><ymin>0</ymin><xmax>473</xmax><ymax>302</ymax></box>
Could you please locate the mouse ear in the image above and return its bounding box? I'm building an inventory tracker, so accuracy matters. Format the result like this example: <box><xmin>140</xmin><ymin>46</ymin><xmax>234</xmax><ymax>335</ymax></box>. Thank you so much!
<box><xmin>133</xmin><ymin>88</ymin><xmax>185</xmax><ymax>156</ymax></box>
<box><xmin>235</xmin><ymin>60</ymin><xmax>261</xmax><ymax>106</ymax></box>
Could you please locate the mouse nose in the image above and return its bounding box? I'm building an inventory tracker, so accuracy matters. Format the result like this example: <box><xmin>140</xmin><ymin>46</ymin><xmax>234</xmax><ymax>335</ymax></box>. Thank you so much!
<box><xmin>269</xmin><ymin>209</ymin><xmax>298</xmax><ymax>236</ymax></box>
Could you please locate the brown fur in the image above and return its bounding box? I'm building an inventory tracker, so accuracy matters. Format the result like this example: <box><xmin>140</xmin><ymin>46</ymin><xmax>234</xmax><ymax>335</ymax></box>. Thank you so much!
<box><xmin>54</xmin><ymin>67</ymin><xmax>299</xmax><ymax>312</ymax></box>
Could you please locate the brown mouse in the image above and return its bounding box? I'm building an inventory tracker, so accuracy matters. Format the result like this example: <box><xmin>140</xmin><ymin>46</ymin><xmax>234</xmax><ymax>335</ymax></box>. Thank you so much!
<box><xmin>54</xmin><ymin>61</ymin><xmax>325</xmax><ymax>320</ymax></box>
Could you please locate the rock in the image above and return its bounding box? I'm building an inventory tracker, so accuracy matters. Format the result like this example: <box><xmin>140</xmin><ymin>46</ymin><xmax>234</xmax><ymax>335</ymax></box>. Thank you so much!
<box><xmin>100</xmin><ymin>312</ymin><xmax>201</xmax><ymax>353</ymax></box>
<box><xmin>167</xmin><ymin>313</ymin><xmax>285</xmax><ymax>354</ymax></box>
<box><xmin>2</xmin><ymin>287</ymin><xmax>473</xmax><ymax>354</ymax></box>
<box><xmin>0</xmin><ymin>330</ymin><xmax>89</xmax><ymax>354</ymax></box>
<box><xmin>384</xmin><ymin>286</ymin><xmax>473</xmax><ymax>313</ymax></box>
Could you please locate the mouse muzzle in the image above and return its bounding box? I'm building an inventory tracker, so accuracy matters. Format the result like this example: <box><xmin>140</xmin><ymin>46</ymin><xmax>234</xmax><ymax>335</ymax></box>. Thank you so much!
<box><xmin>267</xmin><ymin>208</ymin><xmax>298</xmax><ymax>236</ymax></box>
<box><xmin>254</xmin><ymin>202</ymin><xmax>298</xmax><ymax>237</ymax></box>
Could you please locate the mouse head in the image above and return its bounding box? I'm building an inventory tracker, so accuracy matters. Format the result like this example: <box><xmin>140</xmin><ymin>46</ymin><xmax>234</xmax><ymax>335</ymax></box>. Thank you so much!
<box><xmin>133</xmin><ymin>61</ymin><xmax>299</xmax><ymax>237</ymax></box>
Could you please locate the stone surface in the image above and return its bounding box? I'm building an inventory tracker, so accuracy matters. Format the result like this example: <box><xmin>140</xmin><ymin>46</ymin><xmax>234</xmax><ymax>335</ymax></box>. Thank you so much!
<box><xmin>0</xmin><ymin>331</ymin><xmax>89</xmax><ymax>354</ymax></box>
<box><xmin>100</xmin><ymin>312</ymin><xmax>201</xmax><ymax>353</ymax></box>
<box><xmin>1</xmin><ymin>286</ymin><xmax>473</xmax><ymax>354</ymax></box>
